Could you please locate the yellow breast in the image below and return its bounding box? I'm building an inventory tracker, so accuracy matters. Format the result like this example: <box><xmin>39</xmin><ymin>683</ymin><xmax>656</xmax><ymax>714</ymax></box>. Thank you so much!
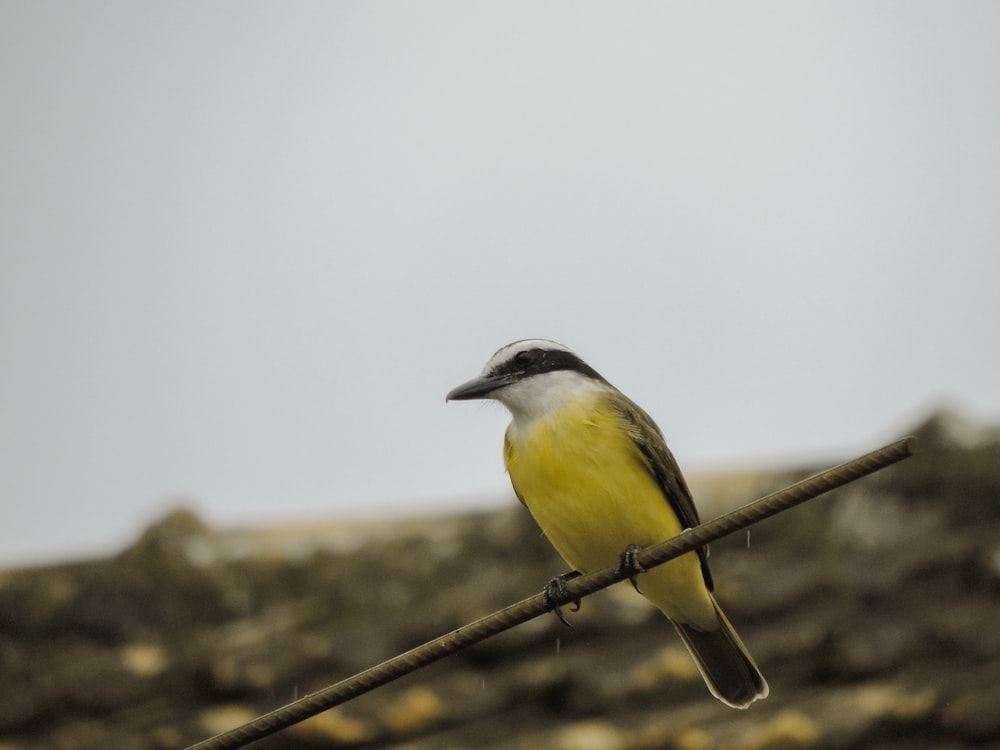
<box><xmin>503</xmin><ymin>392</ymin><xmax>714</xmax><ymax>626</ymax></box>
<box><xmin>503</xmin><ymin>393</ymin><xmax>681</xmax><ymax>568</ymax></box>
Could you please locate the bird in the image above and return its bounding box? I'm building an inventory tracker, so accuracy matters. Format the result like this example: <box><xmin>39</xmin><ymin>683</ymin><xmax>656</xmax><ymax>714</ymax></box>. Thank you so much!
<box><xmin>446</xmin><ymin>339</ymin><xmax>768</xmax><ymax>708</ymax></box>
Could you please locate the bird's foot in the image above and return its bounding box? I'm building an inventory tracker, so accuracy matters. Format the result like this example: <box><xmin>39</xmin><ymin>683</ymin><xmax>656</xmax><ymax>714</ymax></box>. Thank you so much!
<box><xmin>543</xmin><ymin>571</ymin><xmax>582</xmax><ymax>627</ymax></box>
<box><xmin>616</xmin><ymin>543</ymin><xmax>646</xmax><ymax>594</ymax></box>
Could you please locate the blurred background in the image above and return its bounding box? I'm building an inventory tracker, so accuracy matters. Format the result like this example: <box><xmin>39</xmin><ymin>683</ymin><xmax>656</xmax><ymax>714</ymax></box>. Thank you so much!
<box><xmin>2</xmin><ymin>1</ymin><xmax>999</xmax><ymax>567</ymax></box>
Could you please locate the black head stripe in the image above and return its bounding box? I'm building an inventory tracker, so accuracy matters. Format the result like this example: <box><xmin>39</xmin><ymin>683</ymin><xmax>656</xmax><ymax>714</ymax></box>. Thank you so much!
<box><xmin>490</xmin><ymin>346</ymin><xmax>607</xmax><ymax>383</ymax></box>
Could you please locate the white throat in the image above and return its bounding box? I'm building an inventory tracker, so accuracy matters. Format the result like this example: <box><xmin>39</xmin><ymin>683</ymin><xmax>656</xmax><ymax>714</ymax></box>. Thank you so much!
<box><xmin>494</xmin><ymin>369</ymin><xmax>606</xmax><ymax>427</ymax></box>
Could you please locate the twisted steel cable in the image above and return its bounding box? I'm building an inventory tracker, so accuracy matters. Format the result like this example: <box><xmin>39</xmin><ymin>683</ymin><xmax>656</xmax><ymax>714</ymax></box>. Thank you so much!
<box><xmin>187</xmin><ymin>436</ymin><xmax>915</xmax><ymax>750</ymax></box>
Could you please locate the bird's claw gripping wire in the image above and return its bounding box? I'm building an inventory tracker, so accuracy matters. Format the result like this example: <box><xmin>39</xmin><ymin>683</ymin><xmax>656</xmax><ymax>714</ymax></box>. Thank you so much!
<box><xmin>543</xmin><ymin>571</ymin><xmax>582</xmax><ymax>627</ymax></box>
<box><xmin>544</xmin><ymin>544</ymin><xmax>645</xmax><ymax>626</ymax></box>
<box><xmin>616</xmin><ymin>543</ymin><xmax>646</xmax><ymax>594</ymax></box>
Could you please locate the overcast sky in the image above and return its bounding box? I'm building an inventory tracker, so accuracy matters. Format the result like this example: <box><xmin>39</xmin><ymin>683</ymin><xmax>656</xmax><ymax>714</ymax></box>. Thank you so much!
<box><xmin>2</xmin><ymin>2</ymin><xmax>998</xmax><ymax>566</ymax></box>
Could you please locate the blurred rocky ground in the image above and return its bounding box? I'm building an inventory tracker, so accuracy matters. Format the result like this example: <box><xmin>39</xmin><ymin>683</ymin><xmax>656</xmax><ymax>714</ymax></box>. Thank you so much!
<box><xmin>1</xmin><ymin>410</ymin><xmax>998</xmax><ymax>750</ymax></box>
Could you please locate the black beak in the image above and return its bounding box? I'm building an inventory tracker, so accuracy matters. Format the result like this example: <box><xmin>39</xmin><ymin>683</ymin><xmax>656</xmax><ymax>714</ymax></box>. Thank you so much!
<box><xmin>446</xmin><ymin>374</ymin><xmax>511</xmax><ymax>401</ymax></box>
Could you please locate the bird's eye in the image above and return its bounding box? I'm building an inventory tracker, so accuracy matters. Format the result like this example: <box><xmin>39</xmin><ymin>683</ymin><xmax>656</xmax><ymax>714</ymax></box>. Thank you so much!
<box><xmin>514</xmin><ymin>350</ymin><xmax>535</xmax><ymax>366</ymax></box>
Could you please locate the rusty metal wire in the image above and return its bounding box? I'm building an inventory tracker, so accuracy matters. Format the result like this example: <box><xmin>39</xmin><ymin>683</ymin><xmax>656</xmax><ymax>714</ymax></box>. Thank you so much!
<box><xmin>186</xmin><ymin>436</ymin><xmax>916</xmax><ymax>750</ymax></box>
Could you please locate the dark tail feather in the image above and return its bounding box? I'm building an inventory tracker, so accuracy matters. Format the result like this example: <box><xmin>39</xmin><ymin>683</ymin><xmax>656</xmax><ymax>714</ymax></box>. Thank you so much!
<box><xmin>671</xmin><ymin>599</ymin><xmax>768</xmax><ymax>709</ymax></box>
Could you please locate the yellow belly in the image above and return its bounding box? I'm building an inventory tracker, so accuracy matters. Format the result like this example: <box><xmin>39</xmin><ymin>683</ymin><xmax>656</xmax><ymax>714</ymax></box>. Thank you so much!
<box><xmin>504</xmin><ymin>396</ymin><xmax>715</xmax><ymax>627</ymax></box>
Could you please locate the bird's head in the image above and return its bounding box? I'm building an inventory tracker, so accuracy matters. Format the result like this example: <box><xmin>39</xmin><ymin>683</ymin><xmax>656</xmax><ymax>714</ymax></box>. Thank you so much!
<box><xmin>447</xmin><ymin>339</ymin><xmax>608</xmax><ymax>421</ymax></box>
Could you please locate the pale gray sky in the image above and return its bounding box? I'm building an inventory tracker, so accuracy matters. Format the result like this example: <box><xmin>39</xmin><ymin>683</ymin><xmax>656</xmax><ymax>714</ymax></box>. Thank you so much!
<box><xmin>2</xmin><ymin>2</ymin><xmax>998</xmax><ymax>566</ymax></box>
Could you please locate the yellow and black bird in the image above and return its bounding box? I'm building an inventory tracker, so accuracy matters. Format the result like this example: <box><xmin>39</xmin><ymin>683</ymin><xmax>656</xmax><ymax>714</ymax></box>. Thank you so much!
<box><xmin>447</xmin><ymin>339</ymin><xmax>767</xmax><ymax>708</ymax></box>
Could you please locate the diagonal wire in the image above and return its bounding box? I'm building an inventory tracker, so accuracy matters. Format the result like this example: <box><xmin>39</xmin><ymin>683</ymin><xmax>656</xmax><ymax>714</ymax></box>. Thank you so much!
<box><xmin>186</xmin><ymin>436</ymin><xmax>916</xmax><ymax>750</ymax></box>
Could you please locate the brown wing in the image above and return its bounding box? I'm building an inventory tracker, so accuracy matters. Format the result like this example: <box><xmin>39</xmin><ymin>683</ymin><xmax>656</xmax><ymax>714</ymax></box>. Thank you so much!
<box><xmin>610</xmin><ymin>394</ymin><xmax>714</xmax><ymax>591</ymax></box>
